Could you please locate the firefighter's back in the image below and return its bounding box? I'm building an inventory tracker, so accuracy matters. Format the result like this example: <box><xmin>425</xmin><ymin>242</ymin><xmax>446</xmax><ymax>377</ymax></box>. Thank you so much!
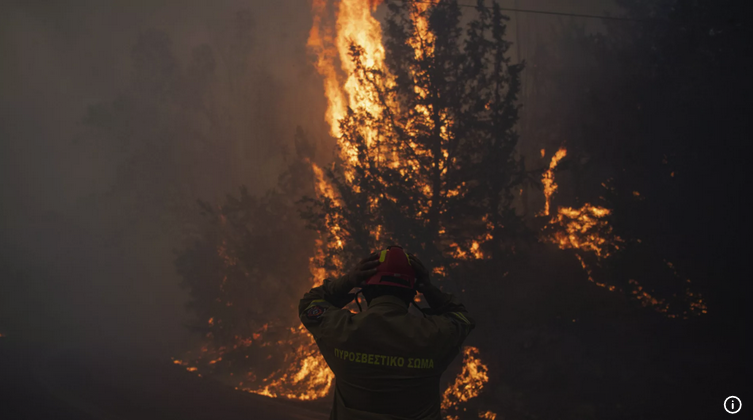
<box><xmin>298</xmin><ymin>249</ymin><xmax>475</xmax><ymax>420</ymax></box>
<box><xmin>322</xmin><ymin>298</ymin><xmax>460</xmax><ymax>419</ymax></box>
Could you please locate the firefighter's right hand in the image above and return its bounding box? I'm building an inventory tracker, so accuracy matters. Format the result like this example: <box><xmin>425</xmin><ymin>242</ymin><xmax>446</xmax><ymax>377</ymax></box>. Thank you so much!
<box><xmin>408</xmin><ymin>253</ymin><xmax>432</xmax><ymax>293</ymax></box>
<box><xmin>340</xmin><ymin>252</ymin><xmax>380</xmax><ymax>289</ymax></box>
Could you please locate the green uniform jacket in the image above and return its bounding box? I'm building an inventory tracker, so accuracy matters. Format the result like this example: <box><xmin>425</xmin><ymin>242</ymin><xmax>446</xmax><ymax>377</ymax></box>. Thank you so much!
<box><xmin>299</xmin><ymin>278</ymin><xmax>475</xmax><ymax>420</ymax></box>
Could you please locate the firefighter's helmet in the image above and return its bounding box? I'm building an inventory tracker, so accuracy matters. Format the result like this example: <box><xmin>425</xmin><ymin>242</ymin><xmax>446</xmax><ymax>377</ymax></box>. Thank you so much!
<box><xmin>364</xmin><ymin>246</ymin><xmax>416</xmax><ymax>290</ymax></box>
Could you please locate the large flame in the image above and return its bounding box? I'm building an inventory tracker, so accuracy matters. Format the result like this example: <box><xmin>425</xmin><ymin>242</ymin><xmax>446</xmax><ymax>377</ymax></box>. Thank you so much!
<box><xmin>308</xmin><ymin>0</ymin><xmax>492</xmax><ymax>261</ymax></box>
<box><xmin>308</xmin><ymin>0</ymin><xmax>387</xmax><ymax>154</ymax></box>
<box><xmin>173</xmin><ymin>205</ymin><xmax>336</xmax><ymax>399</ymax></box>
<box><xmin>176</xmin><ymin>1</ymin><xmax>703</xmax><ymax>413</ymax></box>
<box><xmin>308</xmin><ymin>0</ymin><xmax>493</xmax><ymax>411</ymax></box>
<box><xmin>239</xmin><ymin>325</ymin><xmax>334</xmax><ymax>400</ymax></box>
<box><xmin>441</xmin><ymin>346</ymin><xmax>496</xmax><ymax>419</ymax></box>
<box><xmin>311</xmin><ymin>161</ymin><xmax>346</xmax><ymax>260</ymax></box>
<box><xmin>539</xmin><ymin>147</ymin><xmax>567</xmax><ymax>216</ymax></box>
<box><xmin>177</xmin><ymin>0</ymin><xmax>493</xmax><ymax>411</ymax></box>
<box><xmin>175</xmin><ymin>299</ymin><xmax>335</xmax><ymax>400</ymax></box>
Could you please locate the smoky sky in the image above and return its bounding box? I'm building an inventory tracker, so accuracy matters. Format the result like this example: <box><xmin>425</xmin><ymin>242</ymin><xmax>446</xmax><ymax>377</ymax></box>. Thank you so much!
<box><xmin>0</xmin><ymin>0</ymin><xmax>618</xmax><ymax>356</ymax></box>
<box><xmin>0</xmin><ymin>0</ymin><xmax>326</xmax><ymax>355</ymax></box>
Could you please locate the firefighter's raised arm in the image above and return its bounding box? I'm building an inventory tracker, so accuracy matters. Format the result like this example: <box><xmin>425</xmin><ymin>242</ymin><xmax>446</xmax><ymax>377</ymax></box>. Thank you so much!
<box><xmin>408</xmin><ymin>253</ymin><xmax>475</xmax><ymax>331</ymax></box>
<box><xmin>300</xmin><ymin>248</ymin><xmax>475</xmax><ymax>418</ymax></box>
<box><xmin>298</xmin><ymin>253</ymin><xmax>380</xmax><ymax>339</ymax></box>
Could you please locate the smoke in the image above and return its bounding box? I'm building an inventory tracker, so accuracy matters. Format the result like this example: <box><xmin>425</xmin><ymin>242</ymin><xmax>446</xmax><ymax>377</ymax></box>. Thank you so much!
<box><xmin>0</xmin><ymin>0</ymin><xmax>327</xmax><ymax>356</ymax></box>
<box><xmin>0</xmin><ymin>0</ymin><xmax>620</xmax><ymax>354</ymax></box>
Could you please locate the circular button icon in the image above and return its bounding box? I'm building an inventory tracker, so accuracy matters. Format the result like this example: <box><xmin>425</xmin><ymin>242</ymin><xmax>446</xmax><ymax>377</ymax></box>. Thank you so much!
<box><xmin>724</xmin><ymin>396</ymin><xmax>742</xmax><ymax>414</ymax></box>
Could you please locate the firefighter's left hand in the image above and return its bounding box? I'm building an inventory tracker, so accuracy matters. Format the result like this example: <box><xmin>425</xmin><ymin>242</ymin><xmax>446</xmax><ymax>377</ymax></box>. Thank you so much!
<box><xmin>340</xmin><ymin>252</ymin><xmax>380</xmax><ymax>289</ymax></box>
<box><xmin>408</xmin><ymin>253</ymin><xmax>432</xmax><ymax>293</ymax></box>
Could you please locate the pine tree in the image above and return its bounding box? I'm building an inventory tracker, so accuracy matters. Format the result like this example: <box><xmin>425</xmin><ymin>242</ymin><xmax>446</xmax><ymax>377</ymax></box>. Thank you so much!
<box><xmin>175</xmin><ymin>128</ymin><xmax>321</xmax><ymax>384</ymax></box>
<box><xmin>302</xmin><ymin>0</ymin><xmax>526</xmax><ymax>283</ymax></box>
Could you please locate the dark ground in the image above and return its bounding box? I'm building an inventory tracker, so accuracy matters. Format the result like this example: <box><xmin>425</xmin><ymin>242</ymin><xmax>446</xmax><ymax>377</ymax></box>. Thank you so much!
<box><xmin>0</xmin><ymin>337</ymin><xmax>330</xmax><ymax>420</ymax></box>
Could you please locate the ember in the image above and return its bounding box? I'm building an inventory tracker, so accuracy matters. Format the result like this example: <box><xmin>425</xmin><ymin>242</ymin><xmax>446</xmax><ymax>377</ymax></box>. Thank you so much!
<box><xmin>539</xmin><ymin>147</ymin><xmax>568</xmax><ymax>216</ymax></box>
<box><xmin>547</xmin><ymin>203</ymin><xmax>622</xmax><ymax>259</ymax></box>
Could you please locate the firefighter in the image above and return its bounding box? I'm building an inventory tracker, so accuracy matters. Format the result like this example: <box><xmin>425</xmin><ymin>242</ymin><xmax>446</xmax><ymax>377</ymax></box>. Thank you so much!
<box><xmin>299</xmin><ymin>246</ymin><xmax>475</xmax><ymax>419</ymax></box>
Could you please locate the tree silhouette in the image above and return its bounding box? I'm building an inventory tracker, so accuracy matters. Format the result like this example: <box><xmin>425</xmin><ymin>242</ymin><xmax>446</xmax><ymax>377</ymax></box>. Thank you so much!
<box><xmin>174</xmin><ymin>128</ymin><xmax>320</xmax><ymax>381</ymax></box>
<box><xmin>515</xmin><ymin>0</ymin><xmax>751</xmax><ymax>318</ymax></box>
<box><xmin>82</xmin><ymin>13</ymin><xmax>286</xmax><ymax>248</ymax></box>
<box><xmin>302</xmin><ymin>0</ymin><xmax>526</xmax><ymax>289</ymax></box>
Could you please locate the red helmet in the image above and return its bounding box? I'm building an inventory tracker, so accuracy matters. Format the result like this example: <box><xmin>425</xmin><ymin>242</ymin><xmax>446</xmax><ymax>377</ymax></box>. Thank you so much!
<box><xmin>364</xmin><ymin>246</ymin><xmax>416</xmax><ymax>290</ymax></box>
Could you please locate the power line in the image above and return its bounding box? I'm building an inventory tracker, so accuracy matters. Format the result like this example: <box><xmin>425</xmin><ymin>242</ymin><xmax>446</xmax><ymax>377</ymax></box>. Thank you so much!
<box><xmin>406</xmin><ymin>0</ymin><xmax>667</xmax><ymax>23</ymax></box>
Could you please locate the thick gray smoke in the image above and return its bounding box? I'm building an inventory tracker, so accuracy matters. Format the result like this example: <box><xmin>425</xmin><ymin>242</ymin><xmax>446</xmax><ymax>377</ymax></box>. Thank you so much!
<box><xmin>0</xmin><ymin>0</ymin><xmax>328</xmax><ymax>356</ymax></box>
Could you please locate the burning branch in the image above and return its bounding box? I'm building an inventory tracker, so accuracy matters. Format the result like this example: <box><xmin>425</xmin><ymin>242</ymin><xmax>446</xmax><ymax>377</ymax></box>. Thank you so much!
<box><xmin>441</xmin><ymin>347</ymin><xmax>496</xmax><ymax>419</ymax></box>
<box><xmin>539</xmin><ymin>147</ymin><xmax>567</xmax><ymax>217</ymax></box>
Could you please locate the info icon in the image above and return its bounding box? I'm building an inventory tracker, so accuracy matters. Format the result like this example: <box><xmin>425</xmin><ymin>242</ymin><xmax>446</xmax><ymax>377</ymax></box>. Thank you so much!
<box><xmin>724</xmin><ymin>396</ymin><xmax>742</xmax><ymax>414</ymax></box>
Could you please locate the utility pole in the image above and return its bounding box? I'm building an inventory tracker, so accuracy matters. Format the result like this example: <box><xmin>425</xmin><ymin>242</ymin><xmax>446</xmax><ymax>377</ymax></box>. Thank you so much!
<box><xmin>513</xmin><ymin>0</ymin><xmax>530</xmax><ymax>217</ymax></box>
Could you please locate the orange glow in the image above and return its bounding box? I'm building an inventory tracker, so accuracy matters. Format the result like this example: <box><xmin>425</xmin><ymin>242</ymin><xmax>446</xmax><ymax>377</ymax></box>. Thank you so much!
<box><xmin>307</xmin><ymin>0</ymin><xmax>493</xmax><ymax>264</ymax></box>
<box><xmin>309</xmin><ymin>238</ymin><xmax>328</xmax><ymax>286</ymax></box>
<box><xmin>241</xmin><ymin>325</ymin><xmax>334</xmax><ymax>400</ymax></box>
<box><xmin>432</xmin><ymin>266</ymin><xmax>448</xmax><ymax>277</ymax></box>
<box><xmin>311</xmin><ymin>162</ymin><xmax>345</xmax><ymax>256</ymax></box>
<box><xmin>546</xmin><ymin>203</ymin><xmax>622</xmax><ymax>259</ymax></box>
<box><xmin>308</xmin><ymin>0</ymin><xmax>387</xmax><ymax>146</ymax></box>
<box><xmin>540</xmin><ymin>181</ymin><xmax>706</xmax><ymax>318</ymax></box>
<box><xmin>441</xmin><ymin>346</ymin><xmax>490</xmax><ymax>411</ymax></box>
<box><xmin>539</xmin><ymin>147</ymin><xmax>567</xmax><ymax>216</ymax></box>
<box><xmin>217</xmin><ymin>240</ymin><xmax>238</xmax><ymax>267</ymax></box>
<box><xmin>308</xmin><ymin>3</ymin><xmax>494</xmax><ymax>409</ymax></box>
<box><xmin>177</xmin><ymin>1</ymin><xmax>496</xmax><ymax>409</ymax></box>
<box><xmin>175</xmin><ymin>324</ymin><xmax>334</xmax><ymax>399</ymax></box>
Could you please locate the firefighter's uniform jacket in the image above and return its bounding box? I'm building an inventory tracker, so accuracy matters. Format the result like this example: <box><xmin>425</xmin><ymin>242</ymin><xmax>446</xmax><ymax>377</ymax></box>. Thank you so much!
<box><xmin>299</xmin><ymin>278</ymin><xmax>475</xmax><ymax>420</ymax></box>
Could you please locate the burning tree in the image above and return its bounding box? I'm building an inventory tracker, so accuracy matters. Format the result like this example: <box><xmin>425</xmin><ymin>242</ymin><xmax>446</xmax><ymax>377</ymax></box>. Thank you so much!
<box><xmin>516</xmin><ymin>0</ymin><xmax>713</xmax><ymax>318</ymax></box>
<box><xmin>172</xmin><ymin>2</ymin><xmax>520</xmax><ymax>411</ymax></box>
<box><xmin>302</xmin><ymin>1</ymin><xmax>524</xmax><ymax>418</ymax></box>
<box><xmin>303</xmin><ymin>0</ymin><xmax>526</xmax><ymax>284</ymax></box>
<box><xmin>174</xmin><ymin>129</ymin><xmax>337</xmax><ymax>399</ymax></box>
<box><xmin>173</xmin><ymin>0</ymin><xmax>709</xmax><ymax>416</ymax></box>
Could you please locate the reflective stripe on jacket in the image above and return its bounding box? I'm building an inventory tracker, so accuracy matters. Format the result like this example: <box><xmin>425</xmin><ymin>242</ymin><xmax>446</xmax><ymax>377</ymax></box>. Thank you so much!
<box><xmin>299</xmin><ymin>278</ymin><xmax>475</xmax><ymax>420</ymax></box>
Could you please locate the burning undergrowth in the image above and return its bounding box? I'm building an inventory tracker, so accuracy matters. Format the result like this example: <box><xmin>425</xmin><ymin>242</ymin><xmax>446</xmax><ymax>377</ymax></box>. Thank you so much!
<box><xmin>172</xmin><ymin>1</ymin><xmax>706</xmax><ymax>419</ymax></box>
<box><xmin>173</xmin><ymin>324</ymin><xmax>332</xmax><ymax>400</ymax></box>
<box><xmin>539</xmin><ymin>147</ymin><xmax>707</xmax><ymax>319</ymax></box>
<box><xmin>173</xmin><ymin>132</ymin><xmax>335</xmax><ymax>399</ymax></box>
<box><xmin>174</xmin><ymin>2</ymin><xmax>509</xmax><ymax>416</ymax></box>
